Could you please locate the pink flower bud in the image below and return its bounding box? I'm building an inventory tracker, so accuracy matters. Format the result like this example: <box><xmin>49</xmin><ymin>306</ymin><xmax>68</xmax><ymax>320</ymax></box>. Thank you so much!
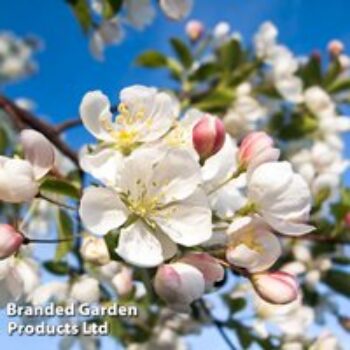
<box><xmin>328</xmin><ymin>40</ymin><xmax>344</xmax><ymax>57</ymax></box>
<box><xmin>0</xmin><ymin>224</ymin><xmax>24</xmax><ymax>260</ymax></box>
<box><xmin>186</xmin><ymin>20</ymin><xmax>204</xmax><ymax>42</ymax></box>
<box><xmin>311</xmin><ymin>50</ymin><xmax>321</xmax><ymax>62</ymax></box>
<box><xmin>154</xmin><ymin>262</ymin><xmax>205</xmax><ymax>312</ymax></box>
<box><xmin>238</xmin><ymin>131</ymin><xmax>280</xmax><ymax>173</ymax></box>
<box><xmin>180</xmin><ymin>253</ymin><xmax>224</xmax><ymax>289</ymax></box>
<box><xmin>192</xmin><ymin>114</ymin><xmax>225</xmax><ymax>160</ymax></box>
<box><xmin>251</xmin><ymin>271</ymin><xmax>299</xmax><ymax>305</ymax></box>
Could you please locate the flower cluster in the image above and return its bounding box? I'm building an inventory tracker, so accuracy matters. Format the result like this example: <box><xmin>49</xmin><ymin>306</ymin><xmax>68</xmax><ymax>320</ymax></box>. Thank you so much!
<box><xmin>79</xmin><ymin>85</ymin><xmax>314</xmax><ymax>309</ymax></box>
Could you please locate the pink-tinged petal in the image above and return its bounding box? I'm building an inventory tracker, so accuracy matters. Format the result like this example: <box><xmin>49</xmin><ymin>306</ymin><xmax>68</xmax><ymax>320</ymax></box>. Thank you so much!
<box><xmin>192</xmin><ymin>114</ymin><xmax>225</xmax><ymax>160</ymax></box>
<box><xmin>180</xmin><ymin>253</ymin><xmax>224</xmax><ymax>289</ymax></box>
<box><xmin>238</xmin><ymin>132</ymin><xmax>278</xmax><ymax>172</ymax></box>
<box><xmin>20</xmin><ymin>130</ymin><xmax>55</xmax><ymax>180</ymax></box>
<box><xmin>251</xmin><ymin>271</ymin><xmax>299</xmax><ymax>304</ymax></box>
<box><xmin>0</xmin><ymin>225</ymin><xmax>23</xmax><ymax>260</ymax></box>
<box><xmin>154</xmin><ymin>262</ymin><xmax>205</xmax><ymax>312</ymax></box>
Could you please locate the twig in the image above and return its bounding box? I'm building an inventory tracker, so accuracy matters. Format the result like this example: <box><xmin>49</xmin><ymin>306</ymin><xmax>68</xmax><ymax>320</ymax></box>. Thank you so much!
<box><xmin>198</xmin><ymin>299</ymin><xmax>237</xmax><ymax>350</ymax></box>
<box><xmin>38</xmin><ymin>193</ymin><xmax>77</xmax><ymax>211</ymax></box>
<box><xmin>276</xmin><ymin>231</ymin><xmax>350</xmax><ymax>245</ymax></box>
<box><xmin>0</xmin><ymin>95</ymin><xmax>79</xmax><ymax>166</ymax></box>
<box><xmin>55</xmin><ymin>118</ymin><xmax>82</xmax><ymax>133</ymax></box>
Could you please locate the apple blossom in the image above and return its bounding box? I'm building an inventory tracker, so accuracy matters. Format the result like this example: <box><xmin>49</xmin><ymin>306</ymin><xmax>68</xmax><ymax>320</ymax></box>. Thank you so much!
<box><xmin>159</xmin><ymin>0</ymin><xmax>193</xmax><ymax>20</ymax></box>
<box><xmin>154</xmin><ymin>262</ymin><xmax>205</xmax><ymax>312</ymax></box>
<box><xmin>28</xmin><ymin>281</ymin><xmax>69</xmax><ymax>306</ymax></box>
<box><xmin>238</xmin><ymin>131</ymin><xmax>280</xmax><ymax>174</ymax></box>
<box><xmin>80</xmin><ymin>235</ymin><xmax>110</xmax><ymax>265</ymax></box>
<box><xmin>202</xmin><ymin>134</ymin><xmax>247</xmax><ymax>218</ymax></box>
<box><xmin>0</xmin><ymin>129</ymin><xmax>55</xmax><ymax>203</ymax></box>
<box><xmin>223</xmin><ymin>84</ymin><xmax>267</xmax><ymax>138</ymax></box>
<box><xmin>80</xmin><ymin>148</ymin><xmax>211</xmax><ymax>267</ymax></box>
<box><xmin>247</xmin><ymin>161</ymin><xmax>314</xmax><ymax>235</ymax></box>
<box><xmin>0</xmin><ymin>224</ymin><xmax>24</xmax><ymax>260</ymax></box>
<box><xmin>89</xmin><ymin>17</ymin><xmax>124</xmax><ymax>61</ymax></box>
<box><xmin>161</xmin><ymin>108</ymin><xmax>201</xmax><ymax>159</ymax></box>
<box><xmin>192</xmin><ymin>114</ymin><xmax>225</xmax><ymax>160</ymax></box>
<box><xmin>70</xmin><ymin>276</ymin><xmax>100</xmax><ymax>303</ymax></box>
<box><xmin>226</xmin><ymin>217</ymin><xmax>281</xmax><ymax>273</ymax></box>
<box><xmin>251</xmin><ymin>271</ymin><xmax>299</xmax><ymax>304</ymax></box>
<box><xmin>79</xmin><ymin>85</ymin><xmax>179</xmax><ymax>183</ymax></box>
<box><xmin>125</xmin><ymin>0</ymin><xmax>156</xmax><ymax>30</ymax></box>
<box><xmin>186</xmin><ymin>20</ymin><xmax>204</xmax><ymax>41</ymax></box>
<box><xmin>0</xmin><ymin>256</ymin><xmax>24</xmax><ymax>308</ymax></box>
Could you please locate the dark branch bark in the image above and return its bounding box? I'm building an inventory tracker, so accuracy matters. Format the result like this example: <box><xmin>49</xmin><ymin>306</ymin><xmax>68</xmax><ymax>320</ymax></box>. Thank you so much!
<box><xmin>55</xmin><ymin>118</ymin><xmax>82</xmax><ymax>133</ymax></box>
<box><xmin>0</xmin><ymin>95</ymin><xmax>79</xmax><ymax>166</ymax></box>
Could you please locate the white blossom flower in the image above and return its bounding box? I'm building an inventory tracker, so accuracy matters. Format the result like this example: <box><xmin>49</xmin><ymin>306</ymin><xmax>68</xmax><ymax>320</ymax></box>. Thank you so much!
<box><xmin>80</xmin><ymin>235</ymin><xmax>110</xmax><ymax>265</ymax></box>
<box><xmin>224</xmin><ymin>84</ymin><xmax>267</xmax><ymax>138</ymax></box>
<box><xmin>80</xmin><ymin>86</ymin><xmax>178</xmax><ymax>184</ymax></box>
<box><xmin>28</xmin><ymin>281</ymin><xmax>69</xmax><ymax>306</ymax></box>
<box><xmin>0</xmin><ymin>130</ymin><xmax>55</xmax><ymax>203</ymax></box>
<box><xmin>226</xmin><ymin>217</ymin><xmax>281</xmax><ymax>273</ymax></box>
<box><xmin>159</xmin><ymin>0</ymin><xmax>193</xmax><ymax>20</ymax></box>
<box><xmin>125</xmin><ymin>0</ymin><xmax>156</xmax><ymax>30</ymax></box>
<box><xmin>80</xmin><ymin>148</ymin><xmax>211</xmax><ymax>267</ymax></box>
<box><xmin>0</xmin><ymin>257</ymin><xmax>23</xmax><ymax>308</ymax></box>
<box><xmin>70</xmin><ymin>276</ymin><xmax>100</xmax><ymax>303</ymax></box>
<box><xmin>202</xmin><ymin>135</ymin><xmax>247</xmax><ymax>219</ymax></box>
<box><xmin>89</xmin><ymin>17</ymin><xmax>124</xmax><ymax>61</ymax></box>
<box><xmin>160</xmin><ymin>108</ymin><xmax>201</xmax><ymax>160</ymax></box>
<box><xmin>247</xmin><ymin>162</ymin><xmax>314</xmax><ymax>235</ymax></box>
<box><xmin>310</xmin><ymin>331</ymin><xmax>341</xmax><ymax>350</ymax></box>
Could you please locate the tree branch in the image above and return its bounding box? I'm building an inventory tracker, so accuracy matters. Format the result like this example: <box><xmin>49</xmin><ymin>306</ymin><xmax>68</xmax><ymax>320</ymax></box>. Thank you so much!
<box><xmin>0</xmin><ymin>95</ymin><xmax>79</xmax><ymax>166</ymax></box>
<box><xmin>55</xmin><ymin>118</ymin><xmax>82</xmax><ymax>133</ymax></box>
<box><xmin>198</xmin><ymin>299</ymin><xmax>237</xmax><ymax>350</ymax></box>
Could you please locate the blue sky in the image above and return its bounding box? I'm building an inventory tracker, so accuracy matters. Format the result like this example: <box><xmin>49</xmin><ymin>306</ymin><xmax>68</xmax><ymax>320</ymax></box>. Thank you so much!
<box><xmin>1</xmin><ymin>0</ymin><xmax>350</xmax><ymax>349</ymax></box>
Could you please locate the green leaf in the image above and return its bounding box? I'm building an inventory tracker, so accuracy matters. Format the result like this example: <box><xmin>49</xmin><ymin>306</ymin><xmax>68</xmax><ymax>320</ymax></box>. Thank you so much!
<box><xmin>217</xmin><ymin>39</ymin><xmax>242</xmax><ymax>72</ymax></box>
<box><xmin>55</xmin><ymin>209</ymin><xmax>74</xmax><ymax>261</ymax></box>
<box><xmin>223</xmin><ymin>296</ymin><xmax>246</xmax><ymax>313</ymax></box>
<box><xmin>300</xmin><ymin>55</ymin><xmax>322</xmax><ymax>87</ymax></box>
<box><xmin>328</xmin><ymin>78</ymin><xmax>350</xmax><ymax>93</ymax></box>
<box><xmin>101</xmin><ymin>0</ymin><xmax>123</xmax><ymax>18</ymax></box>
<box><xmin>324</xmin><ymin>59</ymin><xmax>342</xmax><ymax>88</ymax></box>
<box><xmin>323</xmin><ymin>269</ymin><xmax>350</xmax><ymax>297</ymax></box>
<box><xmin>0</xmin><ymin>126</ymin><xmax>8</xmax><ymax>154</ymax></box>
<box><xmin>189</xmin><ymin>62</ymin><xmax>218</xmax><ymax>82</ymax></box>
<box><xmin>66</xmin><ymin>0</ymin><xmax>92</xmax><ymax>33</ymax></box>
<box><xmin>43</xmin><ymin>260</ymin><xmax>70</xmax><ymax>275</ymax></box>
<box><xmin>170</xmin><ymin>38</ymin><xmax>193</xmax><ymax>69</ymax></box>
<box><xmin>40</xmin><ymin>177</ymin><xmax>80</xmax><ymax>200</ymax></box>
<box><xmin>192</xmin><ymin>88</ymin><xmax>234</xmax><ymax>113</ymax></box>
<box><xmin>136</xmin><ymin>51</ymin><xmax>168</xmax><ymax>68</ymax></box>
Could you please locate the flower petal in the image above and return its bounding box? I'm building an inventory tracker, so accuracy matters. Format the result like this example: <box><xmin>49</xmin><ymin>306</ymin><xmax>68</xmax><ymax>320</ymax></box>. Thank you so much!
<box><xmin>154</xmin><ymin>189</ymin><xmax>212</xmax><ymax>246</ymax></box>
<box><xmin>80</xmin><ymin>147</ymin><xmax>123</xmax><ymax>186</ymax></box>
<box><xmin>80</xmin><ymin>91</ymin><xmax>114</xmax><ymax>142</ymax></box>
<box><xmin>116</xmin><ymin>221</ymin><xmax>177</xmax><ymax>267</ymax></box>
<box><xmin>79</xmin><ymin>187</ymin><xmax>128</xmax><ymax>236</ymax></box>
<box><xmin>20</xmin><ymin>130</ymin><xmax>55</xmax><ymax>180</ymax></box>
